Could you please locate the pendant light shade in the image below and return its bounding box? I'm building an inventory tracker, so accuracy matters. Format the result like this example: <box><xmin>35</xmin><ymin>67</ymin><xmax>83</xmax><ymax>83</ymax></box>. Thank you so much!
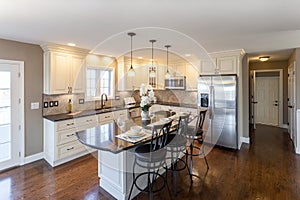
<box><xmin>128</xmin><ymin>32</ymin><xmax>136</xmax><ymax>77</ymax></box>
<box><xmin>165</xmin><ymin>45</ymin><xmax>171</xmax><ymax>79</ymax></box>
<box><xmin>149</xmin><ymin>40</ymin><xmax>156</xmax><ymax>78</ymax></box>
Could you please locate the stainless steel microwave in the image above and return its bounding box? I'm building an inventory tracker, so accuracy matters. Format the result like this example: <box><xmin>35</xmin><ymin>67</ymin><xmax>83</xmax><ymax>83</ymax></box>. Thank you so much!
<box><xmin>165</xmin><ymin>76</ymin><xmax>186</xmax><ymax>89</ymax></box>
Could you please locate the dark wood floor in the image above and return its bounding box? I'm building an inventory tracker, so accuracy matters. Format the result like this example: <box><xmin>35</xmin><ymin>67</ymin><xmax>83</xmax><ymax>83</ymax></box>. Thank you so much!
<box><xmin>1</xmin><ymin>124</ymin><xmax>300</xmax><ymax>199</ymax></box>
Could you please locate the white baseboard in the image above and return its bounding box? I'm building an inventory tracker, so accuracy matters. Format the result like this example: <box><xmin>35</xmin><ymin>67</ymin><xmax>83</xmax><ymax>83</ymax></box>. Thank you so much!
<box><xmin>280</xmin><ymin>124</ymin><xmax>289</xmax><ymax>129</ymax></box>
<box><xmin>23</xmin><ymin>152</ymin><xmax>44</xmax><ymax>165</ymax></box>
<box><xmin>240</xmin><ymin>137</ymin><xmax>250</xmax><ymax>144</ymax></box>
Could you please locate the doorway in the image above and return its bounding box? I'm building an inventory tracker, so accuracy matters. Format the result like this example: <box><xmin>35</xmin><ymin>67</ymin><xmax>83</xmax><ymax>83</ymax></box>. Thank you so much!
<box><xmin>250</xmin><ymin>69</ymin><xmax>283</xmax><ymax>129</ymax></box>
<box><xmin>0</xmin><ymin>60</ymin><xmax>24</xmax><ymax>171</ymax></box>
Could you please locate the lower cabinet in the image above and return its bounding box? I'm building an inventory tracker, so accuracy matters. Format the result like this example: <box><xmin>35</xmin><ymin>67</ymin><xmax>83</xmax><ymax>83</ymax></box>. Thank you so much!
<box><xmin>44</xmin><ymin>115</ymin><xmax>98</xmax><ymax>167</ymax></box>
<box><xmin>44</xmin><ymin>109</ymin><xmax>129</xmax><ymax>167</ymax></box>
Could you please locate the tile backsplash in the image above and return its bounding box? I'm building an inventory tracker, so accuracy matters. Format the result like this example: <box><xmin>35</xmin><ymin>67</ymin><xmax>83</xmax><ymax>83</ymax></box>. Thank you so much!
<box><xmin>43</xmin><ymin>90</ymin><xmax>197</xmax><ymax>116</ymax></box>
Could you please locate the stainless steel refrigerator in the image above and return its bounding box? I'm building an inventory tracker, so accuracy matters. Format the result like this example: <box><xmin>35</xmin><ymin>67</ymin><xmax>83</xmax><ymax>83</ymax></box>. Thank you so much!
<box><xmin>198</xmin><ymin>74</ymin><xmax>238</xmax><ymax>149</ymax></box>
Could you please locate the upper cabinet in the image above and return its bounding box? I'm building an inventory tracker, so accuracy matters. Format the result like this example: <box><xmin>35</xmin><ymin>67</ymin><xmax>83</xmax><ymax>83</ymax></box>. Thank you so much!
<box><xmin>200</xmin><ymin>49</ymin><xmax>245</xmax><ymax>75</ymax></box>
<box><xmin>41</xmin><ymin>43</ymin><xmax>89</xmax><ymax>94</ymax></box>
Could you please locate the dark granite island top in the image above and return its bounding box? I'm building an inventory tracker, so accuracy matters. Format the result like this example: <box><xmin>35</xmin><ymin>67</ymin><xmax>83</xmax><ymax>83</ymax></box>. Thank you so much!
<box><xmin>75</xmin><ymin>118</ymin><xmax>153</xmax><ymax>154</ymax></box>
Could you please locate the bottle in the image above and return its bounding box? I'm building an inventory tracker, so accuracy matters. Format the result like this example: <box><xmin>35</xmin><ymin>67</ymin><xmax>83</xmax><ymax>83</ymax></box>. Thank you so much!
<box><xmin>67</xmin><ymin>99</ymin><xmax>72</xmax><ymax>113</ymax></box>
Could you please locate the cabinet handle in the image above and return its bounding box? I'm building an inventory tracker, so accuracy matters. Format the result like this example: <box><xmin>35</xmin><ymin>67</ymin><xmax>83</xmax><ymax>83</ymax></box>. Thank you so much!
<box><xmin>86</xmin><ymin>119</ymin><xmax>92</xmax><ymax>122</ymax></box>
<box><xmin>66</xmin><ymin>134</ymin><xmax>74</xmax><ymax>137</ymax></box>
<box><xmin>105</xmin><ymin>116</ymin><xmax>110</xmax><ymax>118</ymax></box>
<box><xmin>66</xmin><ymin>123</ymin><xmax>74</xmax><ymax>126</ymax></box>
<box><xmin>67</xmin><ymin>147</ymin><xmax>74</xmax><ymax>151</ymax></box>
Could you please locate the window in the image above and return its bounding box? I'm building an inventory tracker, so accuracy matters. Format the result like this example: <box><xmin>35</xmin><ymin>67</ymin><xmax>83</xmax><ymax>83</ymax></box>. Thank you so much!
<box><xmin>86</xmin><ymin>67</ymin><xmax>114</xmax><ymax>100</ymax></box>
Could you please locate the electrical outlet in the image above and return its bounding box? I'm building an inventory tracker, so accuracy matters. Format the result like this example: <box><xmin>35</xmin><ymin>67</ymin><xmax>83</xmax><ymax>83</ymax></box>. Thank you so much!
<box><xmin>43</xmin><ymin>102</ymin><xmax>48</xmax><ymax>108</ymax></box>
<box><xmin>115</xmin><ymin>96</ymin><xmax>120</xmax><ymax>100</ymax></box>
<box><xmin>54</xmin><ymin>101</ymin><xmax>59</xmax><ymax>106</ymax></box>
<box><xmin>79</xmin><ymin>99</ymin><xmax>84</xmax><ymax>104</ymax></box>
<box><xmin>49</xmin><ymin>101</ymin><xmax>54</xmax><ymax>107</ymax></box>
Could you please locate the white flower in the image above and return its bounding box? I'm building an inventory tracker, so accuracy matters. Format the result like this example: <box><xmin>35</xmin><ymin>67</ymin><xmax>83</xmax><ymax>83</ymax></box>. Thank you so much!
<box><xmin>139</xmin><ymin>83</ymin><xmax>155</xmax><ymax>111</ymax></box>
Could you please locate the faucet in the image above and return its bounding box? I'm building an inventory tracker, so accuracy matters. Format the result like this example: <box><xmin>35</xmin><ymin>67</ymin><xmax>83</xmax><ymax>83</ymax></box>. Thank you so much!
<box><xmin>100</xmin><ymin>93</ymin><xmax>108</xmax><ymax>109</ymax></box>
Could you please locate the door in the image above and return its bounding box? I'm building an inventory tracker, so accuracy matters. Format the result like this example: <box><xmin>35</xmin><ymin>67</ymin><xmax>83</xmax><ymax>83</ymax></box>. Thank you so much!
<box><xmin>250</xmin><ymin>71</ymin><xmax>258</xmax><ymax>129</ymax></box>
<box><xmin>0</xmin><ymin>61</ymin><xmax>23</xmax><ymax>171</ymax></box>
<box><xmin>256</xmin><ymin>76</ymin><xmax>279</xmax><ymax>126</ymax></box>
<box><xmin>288</xmin><ymin>62</ymin><xmax>296</xmax><ymax>143</ymax></box>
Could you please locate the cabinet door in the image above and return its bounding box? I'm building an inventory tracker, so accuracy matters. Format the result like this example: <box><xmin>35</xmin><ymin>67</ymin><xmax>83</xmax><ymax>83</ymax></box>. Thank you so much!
<box><xmin>50</xmin><ymin>52</ymin><xmax>70</xmax><ymax>94</ymax></box>
<box><xmin>185</xmin><ymin>64</ymin><xmax>199</xmax><ymax>90</ymax></box>
<box><xmin>157</xmin><ymin>65</ymin><xmax>166</xmax><ymax>89</ymax></box>
<box><xmin>200</xmin><ymin>58</ymin><xmax>217</xmax><ymax>75</ymax></box>
<box><xmin>217</xmin><ymin>56</ymin><xmax>237</xmax><ymax>74</ymax></box>
<box><xmin>70</xmin><ymin>55</ymin><xmax>85</xmax><ymax>93</ymax></box>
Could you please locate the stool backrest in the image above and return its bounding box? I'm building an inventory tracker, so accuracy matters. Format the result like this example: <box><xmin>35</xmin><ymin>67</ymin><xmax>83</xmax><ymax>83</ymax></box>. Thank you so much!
<box><xmin>151</xmin><ymin>120</ymin><xmax>173</xmax><ymax>151</ymax></box>
<box><xmin>177</xmin><ymin>114</ymin><xmax>190</xmax><ymax>137</ymax></box>
<box><xmin>195</xmin><ymin>110</ymin><xmax>207</xmax><ymax>135</ymax></box>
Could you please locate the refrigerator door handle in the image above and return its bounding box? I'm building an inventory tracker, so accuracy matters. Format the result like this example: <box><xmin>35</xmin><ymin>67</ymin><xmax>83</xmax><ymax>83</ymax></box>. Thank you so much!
<box><xmin>209</xmin><ymin>85</ymin><xmax>214</xmax><ymax>119</ymax></box>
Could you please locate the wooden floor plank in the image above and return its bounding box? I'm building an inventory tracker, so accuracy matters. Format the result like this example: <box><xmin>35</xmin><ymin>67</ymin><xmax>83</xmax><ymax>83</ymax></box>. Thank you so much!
<box><xmin>1</xmin><ymin>124</ymin><xmax>300</xmax><ymax>199</ymax></box>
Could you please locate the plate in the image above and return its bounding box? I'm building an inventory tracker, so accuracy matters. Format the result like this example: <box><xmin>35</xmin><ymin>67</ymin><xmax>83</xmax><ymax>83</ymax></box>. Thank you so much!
<box><xmin>160</xmin><ymin>118</ymin><xmax>171</xmax><ymax>123</ymax></box>
<box><xmin>126</xmin><ymin>130</ymin><xmax>145</xmax><ymax>137</ymax></box>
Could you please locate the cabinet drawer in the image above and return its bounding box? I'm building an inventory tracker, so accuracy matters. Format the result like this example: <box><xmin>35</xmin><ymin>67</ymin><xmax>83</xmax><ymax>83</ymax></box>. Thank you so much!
<box><xmin>56</xmin><ymin>119</ymin><xmax>76</xmax><ymax>131</ymax></box>
<box><xmin>74</xmin><ymin>115</ymin><xmax>98</xmax><ymax>130</ymax></box>
<box><xmin>112</xmin><ymin>110</ymin><xmax>128</xmax><ymax>119</ymax></box>
<box><xmin>57</xmin><ymin>130</ymin><xmax>77</xmax><ymax>145</ymax></box>
<box><xmin>57</xmin><ymin>140</ymin><xmax>86</xmax><ymax>160</ymax></box>
<box><xmin>99</xmin><ymin>112</ymin><xmax>113</xmax><ymax>124</ymax></box>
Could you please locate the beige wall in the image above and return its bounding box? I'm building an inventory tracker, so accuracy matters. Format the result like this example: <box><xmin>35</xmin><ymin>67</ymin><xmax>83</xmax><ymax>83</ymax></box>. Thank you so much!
<box><xmin>249</xmin><ymin>60</ymin><xmax>288</xmax><ymax>124</ymax></box>
<box><xmin>0</xmin><ymin>39</ymin><xmax>43</xmax><ymax>156</ymax></box>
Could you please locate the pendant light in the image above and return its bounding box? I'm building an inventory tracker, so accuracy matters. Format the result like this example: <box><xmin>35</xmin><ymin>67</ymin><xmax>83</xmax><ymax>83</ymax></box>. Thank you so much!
<box><xmin>165</xmin><ymin>45</ymin><xmax>171</xmax><ymax>79</ymax></box>
<box><xmin>128</xmin><ymin>32</ymin><xmax>136</xmax><ymax>77</ymax></box>
<box><xmin>149</xmin><ymin>40</ymin><xmax>156</xmax><ymax>78</ymax></box>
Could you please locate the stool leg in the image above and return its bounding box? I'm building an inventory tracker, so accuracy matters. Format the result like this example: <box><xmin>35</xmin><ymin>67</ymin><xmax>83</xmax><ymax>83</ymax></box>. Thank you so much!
<box><xmin>189</xmin><ymin>143</ymin><xmax>193</xmax><ymax>182</ymax></box>
<box><xmin>128</xmin><ymin>161</ymin><xmax>136</xmax><ymax>200</ymax></box>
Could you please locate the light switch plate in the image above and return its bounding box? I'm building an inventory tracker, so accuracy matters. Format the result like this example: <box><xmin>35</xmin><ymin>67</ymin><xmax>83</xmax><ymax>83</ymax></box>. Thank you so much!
<box><xmin>43</xmin><ymin>102</ymin><xmax>48</xmax><ymax>108</ymax></box>
<box><xmin>54</xmin><ymin>101</ymin><xmax>59</xmax><ymax>106</ymax></box>
<box><xmin>31</xmin><ymin>102</ymin><xmax>39</xmax><ymax>110</ymax></box>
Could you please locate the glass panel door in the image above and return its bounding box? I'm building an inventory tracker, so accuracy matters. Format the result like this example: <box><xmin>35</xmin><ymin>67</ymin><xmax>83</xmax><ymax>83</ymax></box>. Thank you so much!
<box><xmin>0</xmin><ymin>71</ymin><xmax>11</xmax><ymax>163</ymax></box>
<box><xmin>0</xmin><ymin>62</ymin><xmax>21</xmax><ymax>171</ymax></box>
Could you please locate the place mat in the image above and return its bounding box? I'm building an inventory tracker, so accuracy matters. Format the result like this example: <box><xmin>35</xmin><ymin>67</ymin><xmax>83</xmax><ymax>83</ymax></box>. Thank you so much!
<box><xmin>115</xmin><ymin>129</ymin><xmax>152</xmax><ymax>143</ymax></box>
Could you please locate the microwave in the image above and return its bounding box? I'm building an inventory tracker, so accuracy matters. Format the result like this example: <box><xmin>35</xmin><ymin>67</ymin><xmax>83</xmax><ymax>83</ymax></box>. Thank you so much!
<box><xmin>165</xmin><ymin>76</ymin><xmax>186</xmax><ymax>90</ymax></box>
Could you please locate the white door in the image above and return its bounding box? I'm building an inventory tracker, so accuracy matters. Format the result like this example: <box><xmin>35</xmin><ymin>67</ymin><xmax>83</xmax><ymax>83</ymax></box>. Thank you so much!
<box><xmin>288</xmin><ymin>62</ymin><xmax>296</xmax><ymax>143</ymax></box>
<box><xmin>256</xmin><ymin>76</ymin><xmax>279</xmax><ymax>126</ymax></box>
<box><xmin>0</xmin><ymin>61</ymin><xmax>23</xmax><ymax>171</ymax></box>
<box><xmin>250</xmin><ymin>71</ymin><xmax>258</xmax><ymax>129</ymax></box>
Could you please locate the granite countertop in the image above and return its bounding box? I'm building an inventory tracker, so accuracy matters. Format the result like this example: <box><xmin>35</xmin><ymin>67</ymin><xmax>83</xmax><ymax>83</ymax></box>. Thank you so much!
<box><xmin>44</xmin><ymin>104</ymin><xmax>140</xmax><ymax>122</ymax></box>
<box><xmin>43</xmin><ymin>101</ymin><xmax>197</xmax><ymax>122</ymax></box>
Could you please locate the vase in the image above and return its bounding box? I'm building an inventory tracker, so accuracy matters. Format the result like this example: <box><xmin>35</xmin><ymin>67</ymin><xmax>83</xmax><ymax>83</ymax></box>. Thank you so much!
<box><xmin>141</xmin><ymin>110</ymin><xmax>150</xmax><ymax>121</ymax></box>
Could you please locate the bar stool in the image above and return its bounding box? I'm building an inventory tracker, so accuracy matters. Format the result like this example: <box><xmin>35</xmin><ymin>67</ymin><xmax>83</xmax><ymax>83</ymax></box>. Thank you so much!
<box><xmin>185</xmin><ymin>110</ymin><xmax>209</xmax><ymax>182</ymax></box>
<box><xmin>128</xmin><ymin>120</ymin><xmax>173</xmax><ymax>200</ymax></box>
<box><xmin>165</xmin><ymin>113</ymin><xmax>192</xmax><ymax>195</ymax></box>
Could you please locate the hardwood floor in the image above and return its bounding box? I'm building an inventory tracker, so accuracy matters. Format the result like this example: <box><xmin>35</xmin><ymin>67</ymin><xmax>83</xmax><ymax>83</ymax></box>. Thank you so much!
<box><xmin>1</xmin><ymin>124</ymin><xmax>300</xmax><ymax>199</ymax></box>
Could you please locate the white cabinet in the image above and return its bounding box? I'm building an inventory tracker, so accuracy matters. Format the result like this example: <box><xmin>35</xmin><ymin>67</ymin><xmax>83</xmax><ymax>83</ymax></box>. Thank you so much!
<box><xmin>199</xmin><ymin>50</ymin><xmax>244</xmax><ymax>75</ymax></box>
<box><xmin>117</xmin><ymin>56</ymin><xmax>148</xmax><ymax>91</ymax></box>
<box><xmin>185</xmin><ymin>63</ymin><xmax>199</xmax><ymax>91</ymax></box>
<box><xmin>44</xmin><ymin>115</ymin><xmax>98</xmax><ymax>167</ymax></box>
<box><xmin>98</xmin><ymin>112</ymin><xmax>113</xmax><ymax>125</ymax></box>
<box><xmin>41</xmin><ymin>43</ymin><xmax>89</xmax><ymax>94</ymax></box>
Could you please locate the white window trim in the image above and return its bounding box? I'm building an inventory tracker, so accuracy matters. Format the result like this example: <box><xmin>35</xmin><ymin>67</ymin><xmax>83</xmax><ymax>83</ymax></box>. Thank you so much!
<box><xmin>85</xmin><ymin>66</ymin><xmax>115</xmax><ymax>101</ymax></box>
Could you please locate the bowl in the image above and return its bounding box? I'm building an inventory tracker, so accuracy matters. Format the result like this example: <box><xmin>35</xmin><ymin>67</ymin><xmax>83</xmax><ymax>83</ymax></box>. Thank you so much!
<box><xmin>130</xmin><ymin>126</ymin><xmax>142</xmax><ymax>135</ymax></box>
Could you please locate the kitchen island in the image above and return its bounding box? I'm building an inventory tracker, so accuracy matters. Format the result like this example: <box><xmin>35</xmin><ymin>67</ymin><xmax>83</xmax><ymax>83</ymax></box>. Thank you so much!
<box><xmin>76</xmin><ymin>113</ymin><xmax>175</xmax><ymax>200</ymax></box>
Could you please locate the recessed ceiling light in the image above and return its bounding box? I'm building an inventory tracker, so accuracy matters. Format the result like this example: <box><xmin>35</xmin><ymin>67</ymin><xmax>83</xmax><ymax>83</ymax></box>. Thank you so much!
<box><xmin>259</xmin><ymin>56</ymin><xmax>270</xmax><ymax>62</ymax></box>
<box><xmin>185</xmin><ymin>54</ymin><xmax>191</xmax><ymax>57</ymax></box>
<box><xmin>67</xmin><ymin>43</ymin><xmax>76</xmax><ymax>47</ymax></box>
<box><xmin>138</xmin><ymin>57</ymin><xmax>143</xmax><ymax>59</ymax></box>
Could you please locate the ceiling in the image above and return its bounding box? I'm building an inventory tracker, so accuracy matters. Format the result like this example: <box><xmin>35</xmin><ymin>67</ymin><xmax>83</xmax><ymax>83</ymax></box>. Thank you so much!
<box><xmin>1</xmin><ymin>0</ymin><xmax>300</xmax><ymax>63</ymax></box>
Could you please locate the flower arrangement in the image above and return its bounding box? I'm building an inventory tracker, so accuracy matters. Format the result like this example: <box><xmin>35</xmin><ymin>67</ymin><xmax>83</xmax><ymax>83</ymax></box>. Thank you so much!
<box><xmin>140</xmin><ymin>84</ymin><xmax>155</xmax><ymax>112</ymax></box>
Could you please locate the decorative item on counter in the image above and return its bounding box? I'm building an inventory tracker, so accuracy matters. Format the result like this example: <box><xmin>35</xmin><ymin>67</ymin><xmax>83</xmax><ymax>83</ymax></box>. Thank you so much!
<box><xmin>140</xmin><ymin>83</ymin><xmax>155</xmax><ymax>120</ymax></box>
<box><xmin>67</xmin><ymin>99</ymin><xmax>73</xmax><ymax>113</ymax></box>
